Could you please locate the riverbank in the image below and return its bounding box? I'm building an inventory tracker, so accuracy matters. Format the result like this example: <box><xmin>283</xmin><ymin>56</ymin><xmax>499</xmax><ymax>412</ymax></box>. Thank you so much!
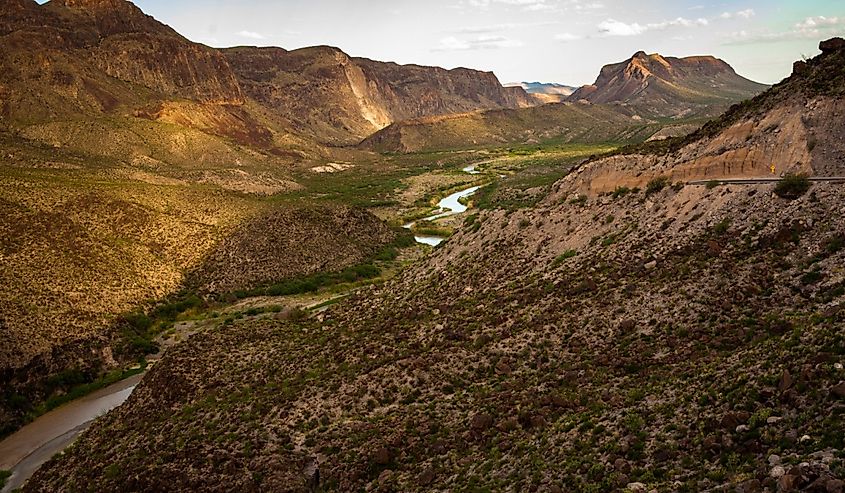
<box><xmin>0</xmin><ymin>373</ymin><xmax>142</xmax><ymax>492</ymax></box>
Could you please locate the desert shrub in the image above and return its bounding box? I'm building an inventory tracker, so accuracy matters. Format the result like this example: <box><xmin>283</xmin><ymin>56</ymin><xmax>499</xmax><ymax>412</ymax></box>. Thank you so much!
<box><xmin>774</xmin><ymin>173</ymin><xmax>811</xmax><ymax>199</ymax></box>
<box><xmin>646</xmin><ymin>176</ymin><xmax>670</xmax><ymax>196</ymax></box>
<box><xmin>552</xmin><ymin>250</ymin><xmax>577</xmax><ymax>266</ymax></box>
<box><xmin>713</xmin><ymin>218</ymin><xmax>731</xmax><ymax>236</ymax></box>
<box><xmin>611</xmin><ymin>186</ymin><xmax>631</xmax><ymax>198</ymax></box>
<box><xmin>705</xmin><ymin>180</ymin><xmax>720</xmax><ymax>189</ymax></box>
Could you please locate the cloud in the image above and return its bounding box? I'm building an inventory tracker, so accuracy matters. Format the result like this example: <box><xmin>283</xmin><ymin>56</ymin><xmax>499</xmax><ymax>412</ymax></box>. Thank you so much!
<box><xmin>597</xmin><ymin>17</ymin><xmax>707</xmax><ymax>37</ymax></box>
<box><xmin>725</xmin><ymin>15</ymin><xmax>843</xmax><ymax>44</ymax></box>
<box><xmin>453</xmin><ymin>21</ymin><xmax>558</xmax><ymax>34</ymax></box>
<box><xmin>720</xmin><ymin>9</ymin><xmax>755</xmax><ymax>20</ymax></box>
<box><xmin>554</xmin><ymin>32</ymin><xmax>582</xmax><ymax>42</ymax></box>
<box><xmin>597</xmin><ymin>19</ymin><xmax>646</xmax><ymax>36</ymax></box>
<box><xmin>236</xmin><ymin>30</ymin><xmax>266</xmax><ymax>40</ymax></box>
<box><xmin>434</xmin><ymin>35</ymin><xmax>525</xmax><ymax>51</ymax></box>
<box><xmin>461</xmin><ymin>0</ymin><xmax>601</xmax><ymax>12</ymax></box>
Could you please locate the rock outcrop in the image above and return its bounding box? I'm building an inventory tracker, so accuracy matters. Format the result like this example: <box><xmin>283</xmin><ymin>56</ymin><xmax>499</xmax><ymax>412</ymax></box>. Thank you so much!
<box><xmin>568</xmin><ymin>51</ymin><xmax>768</xmax><ymax>117</ymax></box>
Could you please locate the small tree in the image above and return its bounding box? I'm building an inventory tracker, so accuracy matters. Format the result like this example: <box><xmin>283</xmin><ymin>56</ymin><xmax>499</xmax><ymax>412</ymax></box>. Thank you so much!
<box><xmin>774</xmin><ymin>173</ymin><xmax>811</xmax><ymax>200</ymax></box>
<box><xmin>645</xmin><ymin>176</ymin><xmax>670</xmax><ymax>196</ymax></box>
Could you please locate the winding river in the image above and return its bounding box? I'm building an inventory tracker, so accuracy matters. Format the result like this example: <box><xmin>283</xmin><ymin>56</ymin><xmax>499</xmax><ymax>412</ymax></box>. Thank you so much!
<box><xmin>0</xmin><ymin>163</ymin><xmax>487</xmax><ymax>490</ymax></box>
<box><xmin>0</xmin><ymin>374</ymin><xmax>142</xmax><ymax>492</ymax></box>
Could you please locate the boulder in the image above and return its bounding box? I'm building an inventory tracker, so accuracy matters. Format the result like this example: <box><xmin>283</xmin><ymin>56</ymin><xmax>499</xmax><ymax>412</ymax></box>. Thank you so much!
<box><xmin>820</xmin><ymin>38</ymin><xmax>845</xmax><ymax>54</ymax></box>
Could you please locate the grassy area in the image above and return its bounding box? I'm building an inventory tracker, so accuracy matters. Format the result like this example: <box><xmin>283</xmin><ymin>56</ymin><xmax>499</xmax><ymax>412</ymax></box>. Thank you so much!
<box><xmin>475</xmin><ymin>143</ymin><xmax>618</xmax><ymax>210</ymax></box>
<box><xmin>0</xmin><ymin>470</ymin><xmax>9</xmax><ymax>489</ymax></box>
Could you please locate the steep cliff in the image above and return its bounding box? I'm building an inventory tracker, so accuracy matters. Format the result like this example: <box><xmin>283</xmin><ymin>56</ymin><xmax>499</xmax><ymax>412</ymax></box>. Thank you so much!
<box><xmin>223</xmin><ymin>45</ymin><xmax>537</xmax><ymax>145</ymax></box>
<box><xmin>569</xmin><ymin>51</ymin><xmax>768</xmax><ymax>118</ymax></box>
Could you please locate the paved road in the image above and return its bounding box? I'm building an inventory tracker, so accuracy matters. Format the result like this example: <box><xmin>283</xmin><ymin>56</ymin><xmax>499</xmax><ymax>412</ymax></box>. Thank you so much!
<box><xmin>688</xmin><ymin>177</ymin><xmax>845</xmax><ymax>185</ymax></box>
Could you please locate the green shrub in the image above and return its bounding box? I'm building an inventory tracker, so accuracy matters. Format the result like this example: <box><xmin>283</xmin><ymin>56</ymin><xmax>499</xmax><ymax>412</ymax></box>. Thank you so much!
<box><xmin>774</xmin><ymin>173</ymin><xmax>811</xmax><ymax>199</ymax></box>
<box><xmin>611</xmin><ymin>186</ymin><xmax>631</xmax><ymax>198</ymax></box>
<box><xmin>713</xmin><ymin>218</ymin><xmax>731</xmax><ymax>236</ymax></box>
<box><xmin>0</xmin><ymin>470</ymin><xmax>11</xmax><ymax>489</ymax></box>
<box><xmin>552</xmin><ymin>250</ymin><xmax>577</xmax><ymax>266</ymax></box>
<box><xmin>646</xmin><ymin>176</ymin><xmax>670</xmax><ymax>196</ymax></box>
<box><xmin>705</xmin><ymin>180</ymin><xmax>720</xmax><ymax>190</ymax></box>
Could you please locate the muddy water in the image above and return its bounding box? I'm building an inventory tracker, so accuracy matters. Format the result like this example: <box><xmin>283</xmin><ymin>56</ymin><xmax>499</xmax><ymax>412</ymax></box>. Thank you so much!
<box><xmin>0</xmin><ymin>374</ymin><xmax>142</xmax><ymax>492</ymax></box>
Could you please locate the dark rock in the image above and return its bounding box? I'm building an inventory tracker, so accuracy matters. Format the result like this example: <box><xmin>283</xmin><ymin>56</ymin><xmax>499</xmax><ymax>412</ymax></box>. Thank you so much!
<box><xmin>831</xmin><ymin>382</ymin><xmax>845</xmax><ymax>399</ymax></box>
<box><xmin>793</xmin><ymin>60</ymin><xmax>810</xmax><ymax>76</ymax></box>
<box><xmin>779</xmin><ymin>369</ymin><xmax>795</xmax><ymax>393</ymax></box>
<box><xmin>373</xmin><ymin>447</ymin><xmax>391</xmax><ymax>466</ymax></box>
<box><xmin>470</xmin><ymin>413</ymin><xmax>494</xmax><ymax>431</ymax></box>
<box><xmin>721</xmin><ymin>412</ymin><xmax>740</xmax><ymax>430</ymax></box>
<box><xmin>820</xmin><ymin>37</ymin><xmax>845</xmax><ymax>54</ymax></box>
<box><xmin>418</xmin><ymin>468</ymin><xmax>435</xmax><ymax>486</ymax></box>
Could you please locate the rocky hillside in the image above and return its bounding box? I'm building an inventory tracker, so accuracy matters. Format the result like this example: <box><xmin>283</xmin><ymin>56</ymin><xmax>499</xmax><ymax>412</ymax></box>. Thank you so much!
<box><xmin>187</xmin><ymin>206</ymin><xmax>398</xmax><ymax>295</ymax></box>
<box><xmin>223</xmin><ymin>45</ymin><xmax>537</xmax><ymax>146</ymax></box>
<box><xmin>27</xmin><ymin>41</ymin><xmax>845</xmax><ymax>492</ymax></box>
<box><xmin>361</xmin><ymin>53</ymin><xmax>766</xmax><ymax>154</ymax></box>
<box><xmin>562</xmin><ymin>38</ymin><xmax>845</xmax><ymax>196</ymax></box>
<box><xmin>569</xmin><ymin>51</ymin><xmax>768</xmax><ymax>118</ymax></box>
<box><xmin>360</xmin><ymin>102</ymin><xmax>662</xmax><ymax>153</ymax></box>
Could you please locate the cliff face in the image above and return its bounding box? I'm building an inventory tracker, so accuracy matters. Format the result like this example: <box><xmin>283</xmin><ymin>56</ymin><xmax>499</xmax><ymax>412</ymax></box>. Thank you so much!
<box><xmin>569</xmin><ymin>51</ymin><xmax>768</xmax><ymax>117</ymax></box>
<box><xmin>554</xmin><ymin>39</ymin><xmax>845</xmax><ymax>197</ymax></box>
<box><xmin>223</xmin><ymin>45</ymin><xmax>537</xmax><ymax>145</ymax></box>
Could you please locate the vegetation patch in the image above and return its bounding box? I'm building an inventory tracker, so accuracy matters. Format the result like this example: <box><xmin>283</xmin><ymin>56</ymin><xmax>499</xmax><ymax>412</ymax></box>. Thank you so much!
<box><xmin>774</xmin><ymin>173</ymin><xmax>811</xmax><ymax>200</ymax></box>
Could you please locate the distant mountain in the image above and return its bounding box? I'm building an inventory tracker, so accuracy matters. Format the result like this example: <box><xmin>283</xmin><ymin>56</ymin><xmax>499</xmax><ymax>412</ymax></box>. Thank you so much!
<box><xmin>0</xmin><ymin>0</ymin><xmax>539</xmax><ymax>152</ymax></box>
<box><xmin>505</xmin><ymin>81</ymin><xmax>577</xmax><ymax>96</ymax></box>
<box><xmin>568</xmin><ymin>51</ymin><xmax>768</xmax><ymax>118</ymax></box>
<box><xmin>224</xmin><ymin>46</ymin><xmax>538</xmax><ymax>146</ymax></box>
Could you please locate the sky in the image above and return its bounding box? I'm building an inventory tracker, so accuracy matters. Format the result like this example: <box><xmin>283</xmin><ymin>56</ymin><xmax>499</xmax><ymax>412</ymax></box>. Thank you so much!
<box><xmin>44</xmin><ymin>0</ymin><xmax>845</xmax><ymax>86</ymax></box>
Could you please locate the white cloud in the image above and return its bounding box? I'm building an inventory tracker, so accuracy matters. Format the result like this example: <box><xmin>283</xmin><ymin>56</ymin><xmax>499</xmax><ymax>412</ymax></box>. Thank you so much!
<box><xmin>725</xmin><ymin>15</ymin><xmax>843</xmax><ymax>44</ymax></box>
<box><xmin>720</xmin><ymin>9</ymin><xmax>755</xmax><ymax>20</ymax></box>
<box><xmin>597</xmin><ymin>19</ymin><xmax>646</xmax><ymax>36</ymax></box>
<box><xmin>434</xmin><ymin>35</ymin><xmax>525</xmax><ymax>51</ymax></box>
<box><xmin>597</xmin><ymin>17</ymin><xmax>707</xmax><ymax>37</ymax></box>
<box><xmin>554</xmin><ymin>32</ymin><xmax>582</xmax><ymax>42</ymax></box>
<box><xmin>236</xmin><ymin>30</ymin><xmax>266</xmax><ymax>40</ymax></box>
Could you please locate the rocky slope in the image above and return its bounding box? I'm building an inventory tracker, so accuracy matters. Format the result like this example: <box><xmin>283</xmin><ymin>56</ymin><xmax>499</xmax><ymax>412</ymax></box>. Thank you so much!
<box><xmin>360</xmin><ymin>102</ymin><xmax>661</xmax><ymax>153</ymax></box>
<box><xmin>568</xmin><ymin>51</ymin><xmax>768</xmax><ymax>118</ymax></box>
<box><xmin>223</xmin><ymin>45</ymin><xmax>537</xmax><ymax>146</ymax></box>
<box><xmin>561</xmin><ymin>39</ymin><xmax>845</xmax><ymax>196</ymax></box>
<box><xmin>361</xmin><ymin>53</ymin><xmax>767</xmax><ymax>154</ymax></box>
<box><xmin>26</xmin><ymin>41</ymin><xmax>845</xmax><ymax>492</ymax></box>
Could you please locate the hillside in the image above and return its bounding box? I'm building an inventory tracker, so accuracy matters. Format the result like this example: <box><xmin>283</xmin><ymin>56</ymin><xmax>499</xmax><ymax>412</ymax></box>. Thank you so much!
<box><xmin>360</xmin><ymin>102</ymin><xmax>665</xmax><ymax>153</ymax></box>
<box><xmin>361</xmin><ymin>51</ymin><xmax>766</xmax><ymax>154</ymax></box>
<box><xmin>568</xmin><ymin>51</ymin><xmax>768</xmax><ymax>118</ymax></box>
<box><xmin>562</xmin><ymin>38</ymin><xmax>845</xmax><ymax>195</ymax></box>
<box><xmin>26</xmin><ymin>40</ymin><xmax>845</xmax><ymax>492</ymax></box>
<box><xmin>223</xmin><ymin>46</ymin><xmax>537</xmax><ymax>146</ymax></box>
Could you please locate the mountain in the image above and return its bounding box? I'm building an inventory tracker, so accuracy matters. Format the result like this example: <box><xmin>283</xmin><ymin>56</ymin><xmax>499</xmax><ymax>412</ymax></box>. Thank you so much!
<box><xmin>27</xmin><ymin>40</ymin><xmax>845</xmax><ymax>492</ymax></box>
<box><xmin>568</xmin><ymin>51</ymin><xmax>768</xmax><ymax>118</ymax></box>
<box><xmin>1</xmin><ymin>0</ymin><xmax>538</xmax><ymax>154</ymax></box>
<box><xmin>565</xmin><ymin>38</ymin><xmax>845</xmax><ymax>194</ymax></box>
<box><xmin>362</xmin><ymin>52</ymin><xmax>767</xmax><ymax>153</ymax></box>
<box><xmin>223</xmin><ymin>45</ymin><xmax>538</xmax><ymax>146</ymax></box>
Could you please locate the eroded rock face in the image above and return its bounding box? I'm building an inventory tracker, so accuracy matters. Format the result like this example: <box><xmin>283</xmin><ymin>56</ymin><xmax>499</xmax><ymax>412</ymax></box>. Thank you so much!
<box><xmin>568</xmin><ymin>51</ymin><xmax>768</xmax><ymax>117</ymax></box>
<box><xmin>223</xmin><ymin>45</ymin><xmax>536</xmax><ymax>145</ymax></box>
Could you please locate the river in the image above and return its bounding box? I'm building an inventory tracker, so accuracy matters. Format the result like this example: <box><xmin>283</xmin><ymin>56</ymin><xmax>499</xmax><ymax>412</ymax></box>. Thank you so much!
<box><xmin>0</xmin><ymin>164</ymin><xmax>486</xmax><ymax>490</ymax></box>
<box><xmin>0</xmin><ymin>374</ymin><xmax>142</xmax><ymax>492</ymax></box>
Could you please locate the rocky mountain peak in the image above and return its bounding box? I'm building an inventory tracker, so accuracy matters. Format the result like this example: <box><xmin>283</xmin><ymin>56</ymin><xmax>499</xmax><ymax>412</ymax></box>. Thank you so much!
<box><xmin>47</xmin><ymin>0</ymin><xmax>169</xmax><ymax>37</ymax></box>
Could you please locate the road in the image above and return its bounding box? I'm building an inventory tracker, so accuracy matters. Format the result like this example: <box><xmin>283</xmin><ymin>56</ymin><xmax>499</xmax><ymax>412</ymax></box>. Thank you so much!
<box><xmin>688</xmin><ymin>177</ymin><xmax>845</xmax><ymax>185</ymax></box>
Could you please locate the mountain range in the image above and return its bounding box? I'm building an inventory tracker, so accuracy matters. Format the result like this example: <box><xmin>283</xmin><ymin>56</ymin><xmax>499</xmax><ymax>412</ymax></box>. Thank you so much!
<box><xmin>362</xmin><ymin>52</ymin><xmax>768</xmax><ymax>153</ymax></box>
<box><xmin>22</xmin><ymin>38</ymin><xmax>845</xmax><ymax>492</ymax></box>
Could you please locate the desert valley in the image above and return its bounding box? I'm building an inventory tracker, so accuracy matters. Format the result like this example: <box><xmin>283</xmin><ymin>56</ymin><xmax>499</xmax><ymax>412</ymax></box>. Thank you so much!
<box><xmin>0</xmin><ymin>0</ymin><xmax>844</xmax><ymax>491</ymax></box>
